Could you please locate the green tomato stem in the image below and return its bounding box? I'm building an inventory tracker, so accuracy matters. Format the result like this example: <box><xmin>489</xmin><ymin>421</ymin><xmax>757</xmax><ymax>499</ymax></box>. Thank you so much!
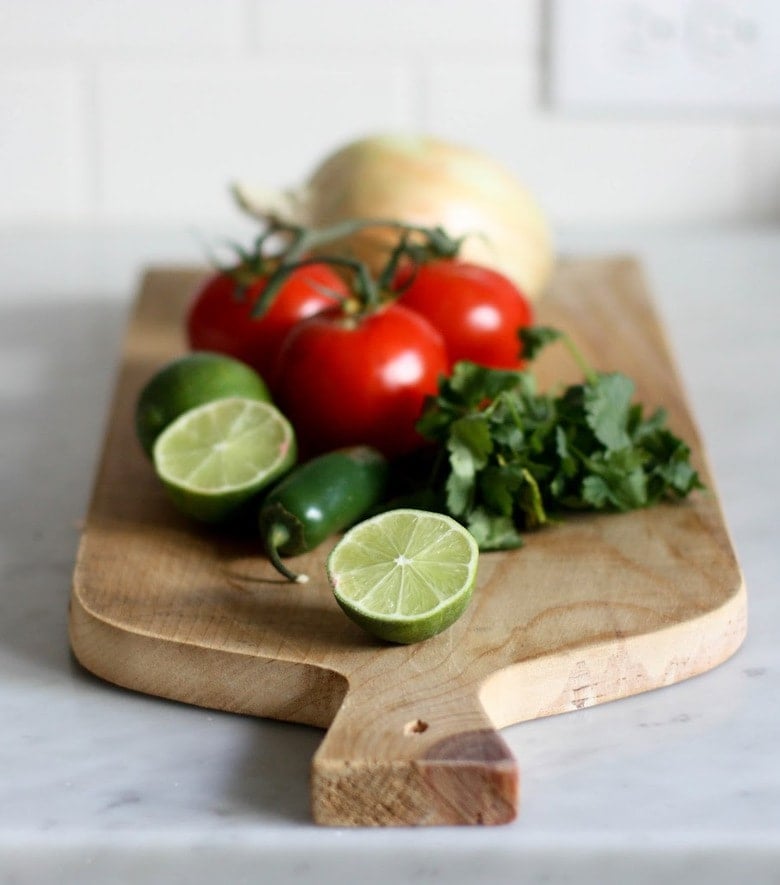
<box><xmin>280</xmin><ymin>216</ymin><xmax>462</xmax><ymax>264</ymax></box>
<box><xmin>254</xmin><ymin>253</ymin><xmax>382</xmax><ymax>317</ymax></box>
<box><xmin>246</xmin><ymin>214</ymin><xmax>466</xmax><ymax>318</ymax></box>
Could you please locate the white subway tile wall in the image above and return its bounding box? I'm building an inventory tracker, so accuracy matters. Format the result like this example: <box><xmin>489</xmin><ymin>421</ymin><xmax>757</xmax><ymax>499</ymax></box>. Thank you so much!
<box><xmin>0</xmin><ymin>0</ymin><xmax>778</xmax><ymax>229</ymax></box>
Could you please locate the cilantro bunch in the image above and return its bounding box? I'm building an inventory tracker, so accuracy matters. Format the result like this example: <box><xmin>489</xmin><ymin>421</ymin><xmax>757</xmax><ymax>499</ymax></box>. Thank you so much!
<box><xmin>415</xmin><ymin>327</ymin><xmax>704</xmax><ymax>551</ymax></box>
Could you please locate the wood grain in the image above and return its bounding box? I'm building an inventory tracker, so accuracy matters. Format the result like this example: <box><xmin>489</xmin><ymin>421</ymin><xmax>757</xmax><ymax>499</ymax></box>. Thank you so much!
<box><xmin>69</xmin><ymin>258</ymin><xmax>746</xmax><ymax>827</ymax></box>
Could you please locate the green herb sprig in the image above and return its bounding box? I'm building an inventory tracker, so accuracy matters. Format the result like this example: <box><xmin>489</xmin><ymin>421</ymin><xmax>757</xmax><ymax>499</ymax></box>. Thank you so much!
<box><xmin>415</xmin><ymin>326</ymin><xmax>704</xmax><ymax>551</ymax></box>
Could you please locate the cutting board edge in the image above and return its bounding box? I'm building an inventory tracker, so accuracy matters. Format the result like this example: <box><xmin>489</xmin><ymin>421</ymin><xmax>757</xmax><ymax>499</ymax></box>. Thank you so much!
<box><xmin>69</xmin><ymin>546</ymin><xmax>748</xmax><ymax>733</ymax></box>
<box><xmin>68</xmin><ymin>574</ymin><xmax>347</xmax><ymax>728</ymax></box>
<box><xmin>479</xmin><ymin>573</ymin><xmax>748</xmax><ymax>731</ymax></box>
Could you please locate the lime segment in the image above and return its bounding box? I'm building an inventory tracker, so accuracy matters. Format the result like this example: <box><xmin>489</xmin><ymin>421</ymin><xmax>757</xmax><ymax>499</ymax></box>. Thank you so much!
<box><xmin>135</xmin><ymin>351</ymin><xmax>271</xmax><ymax>457</ymax></box>
<box><xmin>327</xmin><ymin>509</ymin><xmax>479</xmax><ymax>644</ymax></box>
<box><xmin>153</xmin><ymin>397</ymin><xmax>295</xmax><ymax>522</ymax></box>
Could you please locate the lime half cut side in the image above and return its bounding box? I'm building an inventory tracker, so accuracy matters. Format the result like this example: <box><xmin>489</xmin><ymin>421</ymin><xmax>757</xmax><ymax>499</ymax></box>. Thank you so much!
<box><xmin>327</xmin><ymin>508</ymin><xmax>479</xmax><ymax>644</ymax></box>
<box><xmin>153</xmin><ymin>397</ymin><xmax>295</xmax><ymax>523</ymax></box>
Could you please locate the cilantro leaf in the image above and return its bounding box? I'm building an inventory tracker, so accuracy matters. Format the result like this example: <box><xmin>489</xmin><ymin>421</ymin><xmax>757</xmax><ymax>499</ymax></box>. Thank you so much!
<box><xmin>581</xmin><ymin>448</ymin><xmax>648</xmax><ymax>510</ymax></box>
<box><xmin>466</xmin><ymin>508</ymin><xmax>524</xmax><ymax>551</ymax></box>
<box><xmin>479</xmin><ymin>464</ymin><xmax>518</xmax><ymax>517</ymax></box>
<box><xmin>519</xmin><ymin>326</ymin><xmax>563</xmax><ymax>361</ymax></box>
<box><xmin>446</xmin><ymin>361</ymin><xmax>527</xmax><ymax>407</ymax></box>
<box><xmin>584</xmin><ymin>372</ymin><xmax>634</xmax><ymax>452</ymax></box>
<box><xmin>414</xmin><ymin>326</ymin><xmax>704</xmax><ymax>551</ymax></box>
<box><xmin>445</xmin><ymin>414</ymin><xmax>493</xmax><ymax>516</ymax></box>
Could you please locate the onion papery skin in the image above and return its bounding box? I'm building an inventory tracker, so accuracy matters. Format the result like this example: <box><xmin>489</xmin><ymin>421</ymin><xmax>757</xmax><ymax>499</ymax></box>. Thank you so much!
<box><xmin>236</xmin><ymin>133</ymin><xmax>555</xmax><ymax>302</ymax></box>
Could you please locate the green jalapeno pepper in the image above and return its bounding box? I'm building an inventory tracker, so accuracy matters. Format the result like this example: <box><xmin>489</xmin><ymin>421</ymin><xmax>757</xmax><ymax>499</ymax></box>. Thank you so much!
<box><xmin>259</xmin><ymin>445</ymin><xmax>388</xmax><ymax>583</ymax></box>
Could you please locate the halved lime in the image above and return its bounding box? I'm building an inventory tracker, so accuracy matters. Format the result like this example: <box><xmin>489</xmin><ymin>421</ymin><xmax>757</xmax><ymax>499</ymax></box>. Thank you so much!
<box><xmin>326</xmin><ymin>509</ymin><xmax>479</xmax><ymax>644</ymax></box>
<box><xmin>136</xmin><ymin>351</ymin><xmax>271</xmax><ymax>458</ymax></box>
<box><xmin>152</xmin><ymin>397</ymin><xmax>295</xmax><ymax>522</ymax></box>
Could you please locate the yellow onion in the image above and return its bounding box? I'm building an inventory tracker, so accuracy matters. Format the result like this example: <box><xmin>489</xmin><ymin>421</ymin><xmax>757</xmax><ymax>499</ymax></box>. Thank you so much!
<box><xmin>233</xmin><ymin>132</ymin><xmax>554</xmax><ymax>301</ymax></box>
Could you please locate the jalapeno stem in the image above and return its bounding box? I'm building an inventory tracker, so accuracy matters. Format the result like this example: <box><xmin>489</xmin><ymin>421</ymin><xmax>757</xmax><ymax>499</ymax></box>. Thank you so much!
<box><xmin>265</xmin><ymin>523</ymin><xmax>310</xmax><ymax>584</ymax></box>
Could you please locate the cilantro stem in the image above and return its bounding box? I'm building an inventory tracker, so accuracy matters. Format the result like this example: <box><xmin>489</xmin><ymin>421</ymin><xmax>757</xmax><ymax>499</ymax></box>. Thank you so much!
<box><xmin>560</xmin><ymin>333</ymin><xmax>598</xmax><ymax>385</ymax></box>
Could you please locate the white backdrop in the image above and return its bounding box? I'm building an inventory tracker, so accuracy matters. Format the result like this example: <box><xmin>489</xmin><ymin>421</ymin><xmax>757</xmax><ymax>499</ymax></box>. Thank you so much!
<box><xmin>1</xmin><ymin>0</ymin><xmax>778</xmax><ymax>230</ymax></box>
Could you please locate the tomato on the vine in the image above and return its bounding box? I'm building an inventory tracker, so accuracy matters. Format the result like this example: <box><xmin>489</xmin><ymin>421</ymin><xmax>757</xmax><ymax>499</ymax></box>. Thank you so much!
<box><xmin>273</xmin><ymin>303</ymin><xmax>448</xmax><ymax>459</ymax></box>
<box><xmin>186</xmin><ymin>263</ymin><xmax>347</xmax><ymax>385</ymax></box>
<box><xmin>394</xmin><ymin>260</ymin><xmax>534</xmax><ymax>371</ymax></box>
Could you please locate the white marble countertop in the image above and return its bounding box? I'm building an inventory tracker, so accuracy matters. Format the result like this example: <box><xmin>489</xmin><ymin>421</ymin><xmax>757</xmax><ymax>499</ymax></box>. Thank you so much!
<box><xmin>1</xmin><ymin>224</ymin><xmax>778</xmax><ymax>883</ymax></box>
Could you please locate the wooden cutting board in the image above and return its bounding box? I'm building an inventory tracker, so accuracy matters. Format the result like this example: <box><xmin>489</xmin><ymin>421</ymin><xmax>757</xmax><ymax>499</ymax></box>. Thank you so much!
<box><xmin>69</xmin><ymin>257</ymin><xmax>746</xmax><ymax>827</ymax></box>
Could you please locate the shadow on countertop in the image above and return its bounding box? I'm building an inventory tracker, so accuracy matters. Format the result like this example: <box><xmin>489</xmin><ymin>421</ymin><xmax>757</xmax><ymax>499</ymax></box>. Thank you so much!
<box><xmin>0</xmin><ymin>296</ymin><xmax>327</xmax><ymax>827</ymax></box>
<box><xmin>0</xmin><ymin>298</ymin><xmax>128</xmax><ymax>675</ymax></box>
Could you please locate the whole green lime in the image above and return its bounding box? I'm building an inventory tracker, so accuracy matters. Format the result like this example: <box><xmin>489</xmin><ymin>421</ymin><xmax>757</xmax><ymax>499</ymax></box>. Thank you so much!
<box><xmin>135</xmin><ymin>351</ymin><xmax>271</xmax><ymax>458</ymax></box>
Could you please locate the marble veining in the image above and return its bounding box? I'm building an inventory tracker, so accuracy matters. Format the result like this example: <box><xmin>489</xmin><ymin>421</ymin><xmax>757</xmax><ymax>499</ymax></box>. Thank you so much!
<box><xmin>1</xmin><ymin>226</ymin><xmax>778</xmax><ymax>884</ymax></box>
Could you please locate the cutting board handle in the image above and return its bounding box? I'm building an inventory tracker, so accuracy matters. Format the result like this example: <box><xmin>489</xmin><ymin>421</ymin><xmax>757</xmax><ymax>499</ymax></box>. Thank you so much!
<box><xmin>310</xmin><ymin>680</ymin><xmax>519</xmax><ymax>826</ymax></box>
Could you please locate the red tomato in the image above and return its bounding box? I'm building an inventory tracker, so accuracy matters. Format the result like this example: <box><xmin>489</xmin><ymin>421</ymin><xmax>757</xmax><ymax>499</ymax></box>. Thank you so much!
<box><xmin>273</xmin><ymin>303</ymin><xmax>448</xmax><ymax>459</ymax></box>
<box><xmin>394</xmin><ymin>260</ymin><xmax>534</xmax><ymax>370</ymax></box>
<box><xmin>186</xmin><ymin>263</ymin><xmax>347</xmax><ymax>385</ymax></box>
